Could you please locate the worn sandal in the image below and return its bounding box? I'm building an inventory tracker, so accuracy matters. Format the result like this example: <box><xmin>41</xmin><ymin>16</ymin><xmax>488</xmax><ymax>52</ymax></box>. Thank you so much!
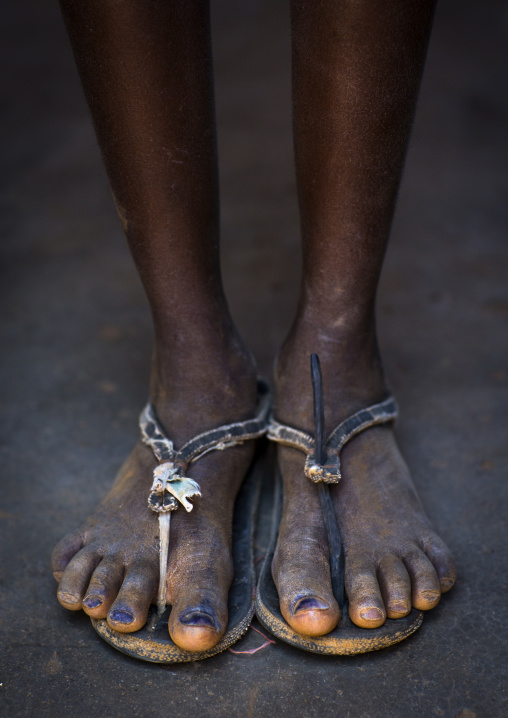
<box><xmin>255</xmin><ymin>356</ymin><xmax>423</xmax><ymax>655</ymax></box>
<box><xmin>92</xmin><ymin>379</ymin><xmax>271</xmax><ymax>663</ymax></box>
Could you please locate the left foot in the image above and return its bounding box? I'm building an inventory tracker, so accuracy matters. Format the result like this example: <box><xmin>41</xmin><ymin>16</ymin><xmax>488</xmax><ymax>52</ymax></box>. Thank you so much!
<box><xmin>271</xmin><ymin>316</ymin><xmax>457</xmax><ymax>637</ymax></box>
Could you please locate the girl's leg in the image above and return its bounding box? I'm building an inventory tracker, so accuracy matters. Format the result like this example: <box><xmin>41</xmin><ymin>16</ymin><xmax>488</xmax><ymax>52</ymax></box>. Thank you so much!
<box><xmin>51</xmin><ymin>0</ymin><xmax>257</xmax><ymax>652</ymax></box>
<box><xmin>273</xmin><ymin>0</ymin><xmax>456</xmax><ymax>636</ymax></box>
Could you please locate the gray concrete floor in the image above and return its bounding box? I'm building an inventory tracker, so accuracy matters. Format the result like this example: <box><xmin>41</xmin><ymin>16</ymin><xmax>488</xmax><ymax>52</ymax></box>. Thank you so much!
<box><xmin>1</xmin><ymin>1</ymin><xmax>507</xmax><ymax>716</ymax></box>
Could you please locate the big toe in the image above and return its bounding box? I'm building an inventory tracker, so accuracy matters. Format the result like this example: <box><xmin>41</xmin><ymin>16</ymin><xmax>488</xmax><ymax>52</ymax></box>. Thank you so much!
<box><xmin>273</xmin><ymin>540</ymin><xmax>340</xmax><ymax>637</ymax></box>
<box><xmin>167</xmin><ymin>545</ymin><xmax>231</xmax><ymax>652</ymax></box>
<box><xmin>285</xmin><ymin>592</ymin><xmax>340</xmax><ymax>637</ymax></box>
<box><xmin>169</xmin><ymin>591</ymin><xmax>226</xmax><ymax>653</ymax></box>
<box><xmin>273</xmin><ymin>449</ymin><xmax>341</xmax><ymax>637</ymax></box>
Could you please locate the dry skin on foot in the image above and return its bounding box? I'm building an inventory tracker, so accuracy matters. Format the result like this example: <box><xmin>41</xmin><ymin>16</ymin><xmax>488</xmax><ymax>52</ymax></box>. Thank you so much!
<box><xmin>53</xmin><ymin>0</ymin><xmax>456</xmax><ymax>653</ymax></box>
<box><xmin>52</xmin><ymin>350</ymin><xmax>259</xmax><ymax>653</ymax></box>
<box><xmin>52</xmin><ymin>340</ymin><xmax>457</xmax><ymax>649</ymax></box>
<box><xmin>52</xmin><ymin>438</ymin><xmax>256</xmax><ymax>652</ymax></box>
<box><xmin>267</xmin><ymin>0</ymin><xmax>456</xmax><ymax>639</ymax></box>
<box><xmin>270</xmin><ymin>332</ymin><xmax>457</xmax><ymax>638</ymax></box>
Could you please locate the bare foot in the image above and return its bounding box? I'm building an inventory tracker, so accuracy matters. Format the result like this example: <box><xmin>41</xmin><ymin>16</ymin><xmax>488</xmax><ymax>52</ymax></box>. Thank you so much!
<box><xmin>271</xmin><ymin>318</ymin><xmax>457</xmax><ymax>637</ymax></box>
<box><xmin>52</xmin><ymin>331</ymin><xmax>259</xmax><ymax>652</ymax></box>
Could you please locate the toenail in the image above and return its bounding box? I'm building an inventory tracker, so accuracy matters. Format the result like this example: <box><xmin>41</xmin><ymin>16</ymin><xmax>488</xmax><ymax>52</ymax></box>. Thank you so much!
<box><xmin>292</xmin><ymin>596</ymin><xmax>330</xmax><ymax>615</ymax></box>
<box><xmin>388</xmin><ymin>601</ymin><xmax>409</xmax><ymax>615</ymax></box>
<box><xmin>58</xmin><ymin>592</ymin><xmax>79</xmax><ymax>605</ymax></box>
<box><xmin>83</xmin><ymin>596</ymin><xmax>103</xmax><ymax>609</ymax></box>
<box><xmin>359</xmin><ymin>607</ymin><xmax>384</xmax><ymax>621</ymax></box>
<box><xmin>420</xmin><ymin>590</ymin><xmax>440</xmax><ymax>603</ymax></box>
<box><xmin>440</xmin><ymin>578</ymin><xmax>455</xmax><ymax>591</ymax></box>
<box><xmin>110</xmin><ymin>609</ymin><xmax>133</xmax><ymax>624</ymax></box>
<box><xmin>179</xmin><ymin>610</ymin><xmax>218</xmax><ymax>630</ymax></box>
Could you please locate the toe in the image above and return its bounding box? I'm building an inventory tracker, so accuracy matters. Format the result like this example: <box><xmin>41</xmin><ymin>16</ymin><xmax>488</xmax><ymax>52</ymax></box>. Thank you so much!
<box><xmin>377</xmin><ymin>555</ymin><xmax>412</xmax><ymax>618</ymax></box>
<box><xmin>57</xmin><ymin>547</ymin><xmax>100</xmax><ymax>610</ymax></box>
<box><xmin>272</xmin><ymin>448</ymin><xmax>341</xmax><ymax>637</ymax></box>
<box><xmin>169</xmin><ymin>589</ymin><xmax>227</xmax><ymax>653</ymax></box>
<box><xmin>272</xmin><ymin>531</ymin><xmax>340</xmax><ymax>637</ymax></box>
<box><xmin>107</xmin><ymin>562</ymin><xmax>157</xmax><ymax>633</ymax></box>
<box><xmin>404</xmin><ymin>547</ymin><xmax>441</xmax><ymax>610</ymax></box>
<box><xmin>82</xmin><ymin>558</ymin><xmax>125</xmax><ymax>618</ymax></box>
<box><xmin>167</xmin><ymin>524</ymin><xmax>234</xmax><ymax>652</ymax></box>
<box><xmin>422</xmin><ymin>536</ymin><xmax>457</xmax><ymax>593</ymax></box>
<box><xmin>286</xmin><ymin>593</ymin><xmax>339</xmax><ymax>637</ymax></box>
<box><xmin>273</xmin><ymin>558</ymin><xmax>340</xmax><ymax>638</ymax></box>
<box><xmin>346</xmin><ymin>560</ymin><xmax>386</xmax><ymax>628</ymax></box>
<box><xmin>167</xmin><ymin>547</ymin><xmax>231</xmax><ymax>653</ymax></box>
<box><xmin>51</xmin><ymin>531</ymin><xmax>84</xmax><ymax>582</ymax></box>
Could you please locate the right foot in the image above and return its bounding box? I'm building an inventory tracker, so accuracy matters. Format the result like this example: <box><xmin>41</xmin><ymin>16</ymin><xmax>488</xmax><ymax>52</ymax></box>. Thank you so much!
<box><xmin>51</xmin><ymin>333</ymin><xmax>259</xmax><ymax>652</ymax></box>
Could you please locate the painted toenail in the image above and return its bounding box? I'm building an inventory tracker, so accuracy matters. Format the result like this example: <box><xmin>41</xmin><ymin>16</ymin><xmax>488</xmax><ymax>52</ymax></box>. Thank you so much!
<box><xmin>292</xmin><ymin>596</ymin><xmax>330</xmax><ymax>614</ymax></box>
<box><xmin>180</xmin><ymin>610</ymin><xmax>218</xmax><ymax>630</ymax></box>
<box><xmin>440</xmin><ymin>578</ymin><xmax>455</xmax><ymax>591</ymax></box>
<box><xmin>110</xmin><ymin>609</ymin><xmax>133</xmax><ymax>624</ymax></box>
<box><xmin>83</xmin><ymin>596</ymin><xmax>103</xmax><ymax>609</ymax></box>
<box><xmin>360</xmin><ymin>607</ymin><xmax>384</xmax><ymax>621</ymax></box>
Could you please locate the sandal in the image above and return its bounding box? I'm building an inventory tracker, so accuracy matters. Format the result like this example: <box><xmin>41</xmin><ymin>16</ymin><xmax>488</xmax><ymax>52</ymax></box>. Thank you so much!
<box><xmin>92</xmin><ymin>378</ymin><xmax>271</xmax><ymax>663</ymax></box>
<box><xmin>255</xmin><ymin>356</ymin><xmax>423</xmax><ymax>655</ymax></box>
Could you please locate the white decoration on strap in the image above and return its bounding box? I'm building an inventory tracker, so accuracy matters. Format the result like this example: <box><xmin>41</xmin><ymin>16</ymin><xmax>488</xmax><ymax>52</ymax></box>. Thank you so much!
<box><xmin>150</xmin><ymin>463</ymin><xmax>202</xmax><ymax>513</ymax></box>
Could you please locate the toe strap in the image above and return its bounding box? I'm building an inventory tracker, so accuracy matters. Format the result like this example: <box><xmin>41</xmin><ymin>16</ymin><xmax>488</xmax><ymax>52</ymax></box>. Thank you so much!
<box><xmin>140</xmin><ymin>378</ymin><xmax>271</xmax><ymax>513</ymax></box>
<box><xmin>138</xmin><ymin>378</ymin><xmax>271</xmax><ymax>616</ymax></box>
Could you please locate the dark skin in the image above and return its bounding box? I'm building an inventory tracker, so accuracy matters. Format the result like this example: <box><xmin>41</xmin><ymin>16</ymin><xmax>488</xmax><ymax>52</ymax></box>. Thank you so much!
<box><xmin>52</xmin><ymin>0</ymin><xmax>456</xmax><ymax>650</ymax></box>
<box><xmin>272</xmin><ymin>0</ymin><xmax>457</xmax><ymax>636</ymax></box>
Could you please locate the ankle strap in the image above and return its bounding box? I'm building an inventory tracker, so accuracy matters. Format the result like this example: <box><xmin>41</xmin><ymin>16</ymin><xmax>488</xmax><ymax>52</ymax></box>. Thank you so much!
<box><xmin>140</xmin><ymin>378</ymin><xmax>271</xmax><ymax>516</ymax></box>
<box><xmin>267</xmin><ymin>396</ymin><xmax>397</xmax><ymax>484</ymax></box>
<box><xmin>140</xmin><ymin>378</ymin><xmax>271</xmax><ymax>467</ymax></box>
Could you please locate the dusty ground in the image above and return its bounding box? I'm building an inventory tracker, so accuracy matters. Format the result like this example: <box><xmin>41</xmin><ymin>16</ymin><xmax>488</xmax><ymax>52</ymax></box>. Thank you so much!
<box><xmin>1</xmin><ymin>1</ymin><xmax>507</xmax><ymax>716</ymax></box>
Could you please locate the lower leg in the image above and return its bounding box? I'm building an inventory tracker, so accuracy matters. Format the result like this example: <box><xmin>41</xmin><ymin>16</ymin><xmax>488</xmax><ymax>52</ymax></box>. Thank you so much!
<box><xmin>279</xmin><ymin>0</ymin><xmax>438</xmax><ymax>412</ymax></box>
<box><xmin>273</xmin><ymin>0</ymin><xmax>456</xmax><ymax>636</ymax></box>
<box><xmin>52</xmin><ymin>0</ymin><xmax>256</xmax><ymax>651</ymax></box>
<box><xmin>58</xmin><ymin>0</ymin><xmax>256</xmax><ymax>425</ymax></box>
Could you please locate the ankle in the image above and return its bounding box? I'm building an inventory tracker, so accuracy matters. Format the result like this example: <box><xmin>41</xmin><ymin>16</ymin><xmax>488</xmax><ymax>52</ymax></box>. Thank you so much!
<box><xmin>274</xmin><ymin>315</ymin><xmax>387</xmax><ymax>430</ymax></box>
<box><xmin>149</xmin><ymin>325</ymin><xmax>258</xmax><ymax>443</ymax></box>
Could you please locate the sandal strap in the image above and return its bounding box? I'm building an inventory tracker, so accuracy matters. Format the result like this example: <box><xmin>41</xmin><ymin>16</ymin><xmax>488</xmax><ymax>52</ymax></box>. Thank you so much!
<box><xmin>267</xmin><ymin>396</ymin><xmax>397</xmax><ymax>484</ymax></box>
<box><xmin>139</xmin><ymin>378</ymin><xmax>271</xmax><ymax>617</ymax></box>
<box><xmin>266</xmin><ymin>419</ymin><xmax>315</xmax><ymax>454</ymax></box>
<box><xmin>327</xmin><ymin>396</ymin><xmax>398</xmax><ymax>451</ymax></box>
<box><xmin>140</xmin><ymin>378</ymin><xmax>271</xmax><ymax>467</ymax></box>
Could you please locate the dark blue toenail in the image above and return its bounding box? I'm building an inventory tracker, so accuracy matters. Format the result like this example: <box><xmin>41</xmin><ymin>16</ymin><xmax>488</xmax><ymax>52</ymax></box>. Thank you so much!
<box><xmin>83</xmin><ymin>596</ymin><xmax>102</xmax><ymax>609</ymax></box>
<box><xmin>110</xmin><ymin>609</ymin><xmax>133</xmax><ymax>624</ymax></box>
<box><xmin>292</xmin><ymin>596</ymin><xmax>330</xmax><ymax>614</ymax></box>
<box><xmin>180</xmin><ymin>610</ymin><xmax>218</xmax><ymax>630</ymax></box>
